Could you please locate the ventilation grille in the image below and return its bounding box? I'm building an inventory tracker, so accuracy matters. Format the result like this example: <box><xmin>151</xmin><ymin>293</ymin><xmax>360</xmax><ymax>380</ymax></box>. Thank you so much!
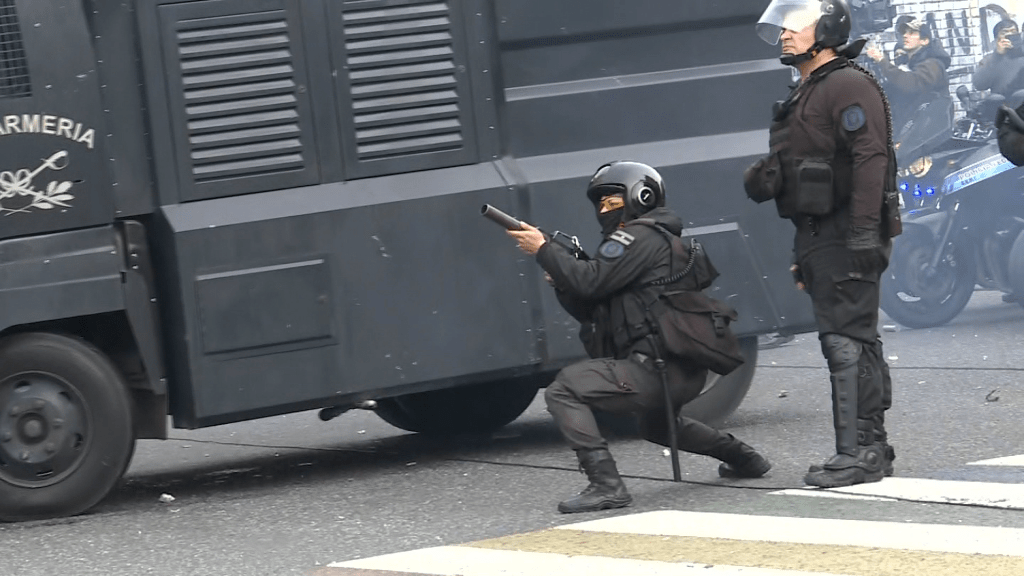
<box><xmin>342</xmin><ymin>0</ymin><xmax>467</xmax><ymax>161</ymax></box>
<box><xmin>0</xmin><ymin>0</ymin><xmax>30</xmax><ymax>99</ymax></box>
<box><xmin>176</xmin><ymin>11</ymin><xmax>307</xmax><ymax>183</ymax></box>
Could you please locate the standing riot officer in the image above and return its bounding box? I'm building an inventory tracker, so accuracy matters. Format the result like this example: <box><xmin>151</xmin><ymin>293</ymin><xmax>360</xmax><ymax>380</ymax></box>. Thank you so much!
<box><xmin>507</xmin><ymin>162</ymin><xmax>770</xmax><ymax>514</ymax></box>
<box><xmin>744</xmin><ymin>0</ymin><xmax>901</xmax><ymax>488</ymax></box>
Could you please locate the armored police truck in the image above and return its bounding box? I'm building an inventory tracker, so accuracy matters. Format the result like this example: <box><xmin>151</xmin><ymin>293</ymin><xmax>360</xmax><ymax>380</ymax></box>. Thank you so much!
<box><xmin>0</xmin><ymin>0</ymin><xmax>812</xmax><ymax>521</ymax></box>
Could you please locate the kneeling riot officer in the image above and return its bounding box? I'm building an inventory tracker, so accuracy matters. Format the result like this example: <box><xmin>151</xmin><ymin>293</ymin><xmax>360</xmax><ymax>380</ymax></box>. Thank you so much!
<box><xmin>744</xmin><ymin>0</ymin><xmax>900</xmax><ymax>488</ymax></box>
<box><xmin>507</xmin><ymin>162</ymin><xmax>770</xmax><ymax>514</ymax></box>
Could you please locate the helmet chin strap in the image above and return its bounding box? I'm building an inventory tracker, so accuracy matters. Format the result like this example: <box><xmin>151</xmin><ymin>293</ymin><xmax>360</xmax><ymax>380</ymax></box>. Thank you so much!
<box><xmin>780</xmin><ymin>44</ymin><xmax>821</xmax><ymax>67</ymax></box>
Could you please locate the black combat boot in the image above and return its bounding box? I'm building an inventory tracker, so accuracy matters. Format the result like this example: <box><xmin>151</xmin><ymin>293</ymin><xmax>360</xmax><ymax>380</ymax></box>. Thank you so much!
<box><xmin>557</xmin><ymin>448</ymin><xmax>632</xmax><ymax>514</ymax></box>
<box><xmin>804</xmin><ymin>365</ymin><xmax>885</xmax><ymax>488</ymax></box>
<box><xmin>670</xmin><ymin>417</ymin><xmax>771</xmax><ymax>479</ymax></box>
<box><xmin>806</xmin><ymin>416</ymin><xmax>897</xmax><ymax>475</ymax></box>
<box><xmin>714</xmin><ymin>434</ymin><xmax>772</xmax><ymax>478</ymax></box>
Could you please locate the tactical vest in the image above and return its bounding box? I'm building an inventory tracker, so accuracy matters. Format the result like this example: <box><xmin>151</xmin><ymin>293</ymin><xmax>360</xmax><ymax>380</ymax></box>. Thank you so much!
<box><xmin>768</xmin><ymin>58</ymin><xmax>901</xmax><ymax>237</ymax></box>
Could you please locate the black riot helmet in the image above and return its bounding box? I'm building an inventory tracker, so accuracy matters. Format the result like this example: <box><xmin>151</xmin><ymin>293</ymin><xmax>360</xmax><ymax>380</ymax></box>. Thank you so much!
<box><xmin>586</xmin><ymin>161</ymin><xmax>666</xmax><ymax>221</ymax></box>
<box><xmin>757</xmin><ymin>0</ymin><xmax>852</xmax><ymax>65</ymax></box>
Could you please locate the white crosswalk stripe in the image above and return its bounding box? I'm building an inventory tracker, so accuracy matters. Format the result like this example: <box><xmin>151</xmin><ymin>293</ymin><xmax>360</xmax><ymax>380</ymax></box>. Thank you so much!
<box><xmin>321</xmin><ymin>508</ymin><xmax>1024</xmax><ymax>576</ymax></box>
<box><xmin>771</xmin><ymin>476</ymin><xmax>1024</xmax><ymax>509</ymax></box>
<box><xmin>969</xmin><ymin>454</ymin><xmax>1024</xmax><ymax>466</ymax></box>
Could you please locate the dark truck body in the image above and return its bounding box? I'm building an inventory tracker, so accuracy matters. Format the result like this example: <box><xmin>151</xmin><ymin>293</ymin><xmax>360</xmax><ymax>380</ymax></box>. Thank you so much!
<box><xmin>0</xmin><ymin>0</ymin><xmax>812</xmax><ymax>519</ymax></box>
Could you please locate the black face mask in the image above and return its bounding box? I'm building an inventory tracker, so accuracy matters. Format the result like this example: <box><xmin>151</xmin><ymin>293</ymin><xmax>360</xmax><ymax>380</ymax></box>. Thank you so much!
<box><xmin>598</xmin><ymin>210</ymin><xmax>623</xmax><ymax>236</ymax></box>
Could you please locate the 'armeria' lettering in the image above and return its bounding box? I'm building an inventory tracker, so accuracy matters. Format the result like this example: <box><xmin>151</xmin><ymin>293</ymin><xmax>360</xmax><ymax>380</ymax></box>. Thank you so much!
<box><xmin>0</xmin><ymin>114</ymin><xmax>96</xmax><ymax>149</ymax></box>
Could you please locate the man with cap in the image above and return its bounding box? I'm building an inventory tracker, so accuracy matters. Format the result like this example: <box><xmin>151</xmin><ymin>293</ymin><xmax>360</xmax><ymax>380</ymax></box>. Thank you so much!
<box><xmin>865</xmin><ymin>17</ymin><xmax>951</xmax><ymax>137</ymax></box>
<box><xmin>974</xmin><ymin>19</ymin><xmax>1024</xmax><ymax>100</ymax></box>
<box><xmin>744</xmin><ymin>0</ymin><xmax>900</xmax><ymax>488</ymax></box>
<box><xmin>507</xmin><ymin>161</ymin><xmax>771</xmax><ymax>514</ymax></box>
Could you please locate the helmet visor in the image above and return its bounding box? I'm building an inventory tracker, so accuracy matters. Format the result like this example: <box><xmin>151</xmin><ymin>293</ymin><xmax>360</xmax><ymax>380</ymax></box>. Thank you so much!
<box><xmin>756</xmin><ymin>0</ymin><xmax>822</xmax><ymax>44</ymax></box>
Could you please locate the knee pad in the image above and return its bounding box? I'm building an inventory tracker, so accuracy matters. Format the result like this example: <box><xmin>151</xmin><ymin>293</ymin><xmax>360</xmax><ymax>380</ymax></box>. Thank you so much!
<box><xmin>820</xmin><ymin>334</ymin><xmax>862</xmax><ymax>372</ymax></box>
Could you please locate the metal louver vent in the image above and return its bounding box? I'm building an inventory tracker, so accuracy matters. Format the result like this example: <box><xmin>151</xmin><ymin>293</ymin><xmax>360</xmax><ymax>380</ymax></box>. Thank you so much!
<box><xmin>0</xmin><ymin>0</ymin><xmax>31</xmax><ymax>99</ymax></box>
<box><xmin>177</xmin><ymin>11</ymin><xmax>307</xmax><ymax>183</ymax></box>
<box><xmin>342</xmin><ymin>1</ymin><xmax>467</xmax><ymax>161</ymax></box>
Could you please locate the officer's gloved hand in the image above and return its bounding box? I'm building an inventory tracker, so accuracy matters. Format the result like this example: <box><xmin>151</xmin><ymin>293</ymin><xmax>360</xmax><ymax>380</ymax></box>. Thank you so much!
<box><xmin>847</xmin><ymin>226</ymin><xmax>887</xmax><ymax>276</ymax></box>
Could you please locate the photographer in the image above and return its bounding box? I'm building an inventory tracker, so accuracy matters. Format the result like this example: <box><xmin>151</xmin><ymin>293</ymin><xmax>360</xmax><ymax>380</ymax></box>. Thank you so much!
<box><xmin>507</xmin><ymin>161</ymin><xmax>770</xmax><ymax>514</ymax></box>
<box><xmin>974</xmin><ymin>19</ymin><xmax>1024</xmax><ymax>100</ymax></box>
<box><xmin>865</xmin><ymin>17</ymin><xmax>950</xmax><ymax>133</ymax></box>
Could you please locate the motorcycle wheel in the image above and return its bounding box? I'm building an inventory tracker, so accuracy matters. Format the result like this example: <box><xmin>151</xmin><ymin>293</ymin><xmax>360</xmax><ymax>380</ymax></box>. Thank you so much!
<box><xmin>880</xmin><ymin>229</ymin><xmax>976</xmax><ymax>329</ymax></box>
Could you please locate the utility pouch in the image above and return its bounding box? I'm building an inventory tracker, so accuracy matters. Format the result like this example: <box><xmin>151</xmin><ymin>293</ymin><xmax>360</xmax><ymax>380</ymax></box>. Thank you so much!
<box><xmin>795</xmin><ymin>159</ymin><xmax>834</xmax><ymax>215</ymax></box>
<box><xmin>743</xmin><ymin>152</ymin><xmax>783</xmax><ymax>203</ymax></box>
<box><xmin>648</xmin><ymin>291</ymin><xmax>744</xmax><ymax>375</ymax></box>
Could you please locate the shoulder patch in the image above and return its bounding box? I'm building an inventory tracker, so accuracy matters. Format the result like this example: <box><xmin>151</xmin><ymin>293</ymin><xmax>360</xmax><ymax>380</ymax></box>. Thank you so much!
<box><xmin>841</xmin><ymin>105</ymin><xmax>866</xmax><ymax>132</ymax></box>
<box><xmin>598</xmin><ymin>240</ymin><xmax>626</xmax><ymax>259</ymax></box>
<box><xmin>608</xmin><ymin>230</ymin><xmax>635</xmax><ymax>246</ymax></box>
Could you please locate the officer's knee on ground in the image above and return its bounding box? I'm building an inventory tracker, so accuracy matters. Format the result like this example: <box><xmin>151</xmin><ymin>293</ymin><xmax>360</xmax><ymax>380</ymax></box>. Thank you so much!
<box><xmin>820</xmin><ymin>334</ymin><xmax>862</xmax><ymax>372</ymax></box>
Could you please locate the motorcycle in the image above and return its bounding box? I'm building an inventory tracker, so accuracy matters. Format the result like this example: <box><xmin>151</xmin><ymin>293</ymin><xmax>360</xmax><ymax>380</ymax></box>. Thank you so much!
<box><xmin>880</xmin><ymin>86</ymin><xmax>1024</xmax><ymax>329</ymax></box>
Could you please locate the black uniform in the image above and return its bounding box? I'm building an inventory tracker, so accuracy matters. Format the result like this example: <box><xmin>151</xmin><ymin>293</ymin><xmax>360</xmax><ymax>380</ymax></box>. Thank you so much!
<box><xmin>540</xmin><ymin>208</ymin><xmax>707</xmax><ymax>450</ymax></box>
<box><xmin>745</xmin><ymin>56</ymin><xmax>897</xmax><ymax>486</ymax></box>
<box><xmin>535</xmin><ymin>205</ymin><xmax>768</xmax><ymax>513</ymax></box>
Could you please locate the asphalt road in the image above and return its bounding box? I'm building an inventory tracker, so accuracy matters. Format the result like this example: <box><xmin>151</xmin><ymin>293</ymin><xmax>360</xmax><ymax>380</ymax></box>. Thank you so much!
<box><xmin>3</xmin><ymin>290</ymin><xmax>1024</xmax><ymax>576</ymax></box>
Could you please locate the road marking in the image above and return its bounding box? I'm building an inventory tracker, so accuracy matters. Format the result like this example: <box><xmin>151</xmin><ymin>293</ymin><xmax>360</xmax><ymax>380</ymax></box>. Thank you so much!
<box><xmin>772</xmin><ymin>477</ymin><xmax>1024</xmax><ymax>510</ymax></box>
<box><xmin>969</xmin><ymin>454</ymin><xmax>1024</xmax><ymax>466</ymax></box>
<box><xmin>557</xmin><ymin>510</ymin><xmax>1024</xmax><ymax>555</ymax></box>
<box><xmin>325</xmin><ymin>511</ymin><xmax>1024</xmax><ymax>576</ymax></box>
<box><xmin>769</xmin><ymin>487</ymin><xmax>897</xmax><ymax>502</ymax></box>
<box><xmin>326</xmin><ymin>546</ymin><xmax>842</xmax><ymax>576</ymax></box>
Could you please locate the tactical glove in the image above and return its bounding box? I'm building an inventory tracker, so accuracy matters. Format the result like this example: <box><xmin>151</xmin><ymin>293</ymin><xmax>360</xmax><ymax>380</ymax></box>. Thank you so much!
<box><xmin>847</xmin><ymin>226</ymin><xmax>887</xmax><ymax>275</ymax></box>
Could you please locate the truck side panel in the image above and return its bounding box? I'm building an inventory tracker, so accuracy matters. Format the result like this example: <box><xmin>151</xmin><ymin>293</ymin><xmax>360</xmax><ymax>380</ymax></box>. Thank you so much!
<box><xmin>131</xmin><ymin>0</ymin><xmax>815</xmax><ymax>427</ymax></box>
<box><xmin>154</xmin><ymin>164</ymin><xmax>539</xmax><ymax>427</ymax></box>
<box><xmin>0</xmin><ymin>227</ymin><xmax>124</xmax><ymax>329</ymax></box>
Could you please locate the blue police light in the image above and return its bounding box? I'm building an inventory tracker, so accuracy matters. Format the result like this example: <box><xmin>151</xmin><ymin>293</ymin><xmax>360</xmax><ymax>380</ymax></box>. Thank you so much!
<box><xmin>926</xmin><ymin>187</ymin><xmax>936</xmax><ymax>195</ymax></box>
<box><xmin>899</xmin><ymin>181</ymin><xmax>909</xmax><ymax>191</ymax></box>
<box><xmin>913</xmin><ymin>184</ymin><xmax>922</xmax><ymax>197</ymax></box>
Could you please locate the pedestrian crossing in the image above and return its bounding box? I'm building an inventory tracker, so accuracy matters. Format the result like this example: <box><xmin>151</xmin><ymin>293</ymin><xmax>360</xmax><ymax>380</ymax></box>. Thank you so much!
<box><xmin>317</xmin><ymin>508</ymin><xmax>1024</xmax><ymax>575</ymax></box>
<box><xmin>315</xmin><ymin>460</ymin><xmax>1024</xmax><ymax>576</ymax></box>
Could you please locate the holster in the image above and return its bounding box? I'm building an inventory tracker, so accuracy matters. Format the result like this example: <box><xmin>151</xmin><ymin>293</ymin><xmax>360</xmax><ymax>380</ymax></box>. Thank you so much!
<box><xmin>881</xmin><ymin>147</ymin><xmax>903</xmax><ymax>237</ymax></box>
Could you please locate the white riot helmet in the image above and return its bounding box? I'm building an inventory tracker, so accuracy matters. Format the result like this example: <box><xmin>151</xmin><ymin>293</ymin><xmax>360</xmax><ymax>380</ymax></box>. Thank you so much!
<box><xmin>757</xmin><ymin>0</ymin><xmax>852</xmax><ymax>64</ymax></box>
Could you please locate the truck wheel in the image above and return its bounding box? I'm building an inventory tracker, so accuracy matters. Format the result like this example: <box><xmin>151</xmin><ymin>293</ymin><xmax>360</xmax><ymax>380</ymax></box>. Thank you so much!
<box><xmin>0</xmin><ymin>333</ymin><xmax>134</xmax><ymax>522</ymax></box>
<box><xmin>375</xmin><ymin>376</ymin><xmax>541</xmax><ymax>435</ymax></box>
<box><xmin>678</xmin><ymin>336</ymin><xmax>758</xmax><ymax>426</ymax></box>
<box><xmin>880</xmin><ymin>229</ymin><xmax>976</xmax><ymax>329</ymax></box>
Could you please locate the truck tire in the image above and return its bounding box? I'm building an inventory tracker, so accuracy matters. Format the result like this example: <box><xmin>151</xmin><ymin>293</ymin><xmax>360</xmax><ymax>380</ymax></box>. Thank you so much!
<box><xmin>678</xmin><ymin>336</ymin><xmax>758</xmax><ymax>426</ymax></box>
<box><xmin>0</xmin><ymin>333</ymin><xmax>135</xmax><ymax>522</ymax></box>
<box><xmin>375</xmin><ymin>376</ymin><xmax>541</xmax><ymax>435</ymax></box>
